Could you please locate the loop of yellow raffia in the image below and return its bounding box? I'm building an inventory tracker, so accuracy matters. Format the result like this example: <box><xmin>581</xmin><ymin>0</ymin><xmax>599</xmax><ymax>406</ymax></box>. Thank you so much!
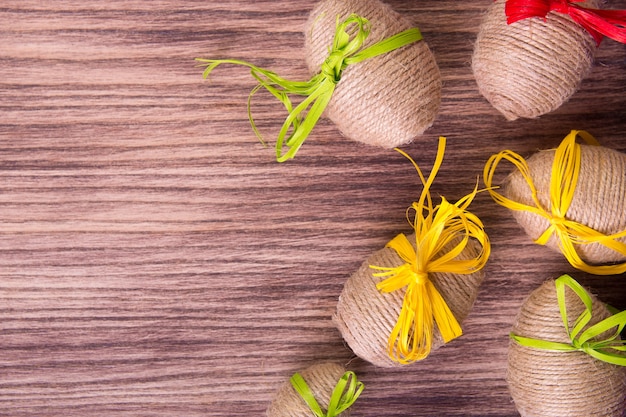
<box><xmin>484</xmin><ymin>130</ymin><xmax>626</xmax><ymax>275</ymax></box>
<box><xmin>369</xmin><ymin>137</ymin><xmax>491</xmax><ymax>364</ymax></box>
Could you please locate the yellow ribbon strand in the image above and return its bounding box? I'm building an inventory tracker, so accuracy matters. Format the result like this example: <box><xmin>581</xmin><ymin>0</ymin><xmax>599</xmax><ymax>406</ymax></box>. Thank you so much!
<box><xmin>484</xmin><ymin>130</ymin><xmax>626</xmax><ymax>275</ymax></box>
<box><xmin>370</xmin><ymin>137</ymin><xmax>491</xmax><ymax>364</ymax></box>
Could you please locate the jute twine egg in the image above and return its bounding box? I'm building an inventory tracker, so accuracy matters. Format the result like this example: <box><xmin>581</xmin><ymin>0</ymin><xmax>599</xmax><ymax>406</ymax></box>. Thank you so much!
<box><xmin>503</xmin><ymin>144</ymin><xmax>626</xmax><ymax>265</ymax></box>
<box><xmin>333</xmin><ymin>234</ymin><xmax>485</xmax><ymax>368</ymax></box>
<box><xmin>266</xmin><ymin>363</ymin><xmax>349</xmax><ymax>417</ymax></box>
<box><xmin>507</xmin><ymin>279</ymin><xmax>626</xmax><ymax>416</ymax></box>
<box><xmin>304</xmin><ymin>0</ymin><xmax>442</xmax><ymax>148</ymax></box>
<box><xmin>472</xmin><ymin>0</ymin><xmax>599</xmax><ymax>120</ymax></box>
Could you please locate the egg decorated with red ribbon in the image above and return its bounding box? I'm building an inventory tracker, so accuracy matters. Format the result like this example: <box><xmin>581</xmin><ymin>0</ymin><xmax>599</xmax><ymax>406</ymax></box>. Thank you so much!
<box><xmin>472</xmin><ymin>0</ymin><xmax>601</xmax><ymax>120</ymax></box>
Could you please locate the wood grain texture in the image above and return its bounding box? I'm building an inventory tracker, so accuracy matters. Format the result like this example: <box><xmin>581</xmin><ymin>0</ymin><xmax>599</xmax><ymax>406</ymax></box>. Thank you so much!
<box><xmin>1</xmin><ymin>1</ymin><xmax>625</xmax><ymax>415</ymax></box>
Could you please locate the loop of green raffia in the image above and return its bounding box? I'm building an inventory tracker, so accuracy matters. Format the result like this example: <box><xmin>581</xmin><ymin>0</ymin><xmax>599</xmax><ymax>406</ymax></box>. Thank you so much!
<box><xmin>511</xmin><ymin>274</ymin><xmax>626</xmax><ymax>366</ymax></box>
<box><xmin>196</xmin><ymin>14</ymin><xmax>422</xmax><ymax>162</ymax></box>
<box><xmin>289</xmin><ymin>370</ymin><xmax>364</xmax><ymax>417</ymax></box>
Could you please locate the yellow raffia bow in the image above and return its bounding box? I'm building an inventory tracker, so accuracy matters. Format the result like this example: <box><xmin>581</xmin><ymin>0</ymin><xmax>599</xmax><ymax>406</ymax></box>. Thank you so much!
<box><xmin>370</xmin><ymin>137</ymin><xmax>491</xmax><ymax>364</ymax></box>
<box><xmin>196</xmin><ymin>14</ymin><xmax>422</xmax><ymax>162</ymax></box>
<box><xmin>483</xmin><ymin>130</ymin><xmax>626</xmax><ymax>275</ymax></box>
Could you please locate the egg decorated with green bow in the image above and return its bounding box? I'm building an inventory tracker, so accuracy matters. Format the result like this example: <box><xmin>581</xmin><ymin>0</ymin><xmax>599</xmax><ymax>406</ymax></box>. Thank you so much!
<box><xmin>507</xmin><ymin>275</ymin><xmax>626</xmax><ymax>416</ymax></box>
<box><xmin>197</xmin><ymin>0</ymin><xmax>440</xmax><ymax>161</ymax></box>
<box><xmin>266</xmin><ymin>362</ymin><xmax>363</xmax><ymax>417</ymax></box>
<box><xmin>304</xmin><ymin>0</ymin><xmax>441</xmax><ymax>148</ymax></box>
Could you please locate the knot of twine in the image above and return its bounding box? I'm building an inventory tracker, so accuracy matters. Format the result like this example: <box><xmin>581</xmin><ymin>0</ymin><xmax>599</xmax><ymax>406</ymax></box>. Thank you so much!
<box><xmin>196</xmin><ymin>14</ymin><xmax>422</xmax><ymax>162</ymax></box>
<box><xmin>504</xmin><ymin>0</ymin><xmax>626</xmax><ymax>45</ymax></box>
<box><xmin>511</xmin><ymin>274</ymin><xmax>626</xmax><ymax>366</ymax></box>
<box><xmin>484</xmin><ymin>129</ymin><xmax>626</xmax><ymax>275</ymax></box>
<box><xmin>370</xmin><ymin>138</ymin><xmax>491</xmax><ymax>364</ymax></box>
<box><xmin>290</xmin><ymin>370</ymin><xmax>364</xmax><ymax>417</ymax></box>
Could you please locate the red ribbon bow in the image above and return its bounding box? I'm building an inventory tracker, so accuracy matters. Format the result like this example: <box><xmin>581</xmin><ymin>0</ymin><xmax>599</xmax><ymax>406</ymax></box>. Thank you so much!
<box><xmin>505</xmin><ymin>0</ymin><xmax>626</xmax><ymax>44</ymax></box>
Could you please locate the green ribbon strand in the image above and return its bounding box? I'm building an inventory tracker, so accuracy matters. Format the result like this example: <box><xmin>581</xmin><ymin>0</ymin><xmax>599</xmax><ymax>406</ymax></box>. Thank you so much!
<box><xmin>289</xmin><ymin>370</ymin><xmax>364</xmax><ymax>417</ymax></box>
<box><xmin>511</xmin><ymin>274</ymin><xmax>626</xmax><ymax>366</ymax></box>
<box><xmin>196</xmin><ymin>14</ymin><xmax>422</xmax><ymax>162</ymax></box>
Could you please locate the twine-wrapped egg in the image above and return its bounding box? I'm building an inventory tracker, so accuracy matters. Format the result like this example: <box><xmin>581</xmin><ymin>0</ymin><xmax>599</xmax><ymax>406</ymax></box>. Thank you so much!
<box><xmin>504</xmin><ymin>143</ymin><xmax>626</xmax><ymax>264</ymax></box>
<box><xmin>304</xmin><ymin>0</ymin><xmax>441</xmax><ymax>148</ymax></box>
<box><xmin>334</xmin><ymin>139</ymin><xmax>490</xmax><ymax>367</ymax></box>
<box><xmin>472</xmin><ymin>0</ymin><xmax>599</xmax><ymax>120</ymax></box>
<box><xmin>198</xmin><ymin>0</ymin><xmax>440</xmax><ymax>161</ymax></box>
<box><xmin>484</xmin><ymin>130</ymin><xmax>626</xmax><ymax>274</ymax></box>
<box><xmin>507</xmin><ymin>276</ymin><xmax>626</xmax><ymax>416</ymax></box>
<box><xmin>334</xmin><ymin>234</ymin><xmax>485</xmax><ymax>368</ymax></box>
<box><xmin>266</xmin><ymin>362</ymin><xmax>363</xmax><ymax>417</ymax></box>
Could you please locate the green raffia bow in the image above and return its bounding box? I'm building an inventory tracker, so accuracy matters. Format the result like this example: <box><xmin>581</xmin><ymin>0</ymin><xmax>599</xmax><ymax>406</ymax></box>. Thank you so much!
<box><xmin>511</xmin><ymin>274</ymin><xmax>626</xmax><ymax>366</ymax></box>
<box><xmin>289</xmin><ymin>370</ymin><xmax>364</xmax><ymax>417</ymax></box>
<box><xmin>196</xmin><ymin>14</ymin><xmax>423</xmax><ymax>162</ymax></box>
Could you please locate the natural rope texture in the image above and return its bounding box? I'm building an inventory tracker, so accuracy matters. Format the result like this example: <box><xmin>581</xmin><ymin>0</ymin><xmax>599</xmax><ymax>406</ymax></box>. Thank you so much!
<box><xmin>505</xmin><ymin>0</ymin><xmax>626</xmax><ymax>45</ymax></box>
<box><xmin>507</xmin><ymin>279</ymin><xmax>626</xmax><ymax>416</ymax></box>
<box><xmin>511</xmin><ymin>275</ymin><xmax>626</xmax><ymax>366</ymax></box>
<box><xmin>304</xmin><ymin>0</ymin><xmax>441</xmax><ymax>148</ymax></box>
<box><xmin>497</xmin><ymin>140</ymin><xmax>626</xmax><ymax>268</ymax></box>
<box><xmin>198</xmin><ymin>12</ymin><xmax>422</xmax><ymax>162</ymax></box>
<box><xmin>290</xmin><ymin>370</ymin><xmax>363</xmax><ymax>417</ymax></box>
<box><xmin>472</xmin><ymin>0</ymin><xmax>598</xmax><ymax>120</ymax></box>
<box><xmin>333</xmin><ymin>233</ymin><xmax>485</xmax><ymax>368</ymax></box>
<box><xmin>267</xmin><ymin>363</ymin><xmax>352</xmax><ymax>417</ymax></box>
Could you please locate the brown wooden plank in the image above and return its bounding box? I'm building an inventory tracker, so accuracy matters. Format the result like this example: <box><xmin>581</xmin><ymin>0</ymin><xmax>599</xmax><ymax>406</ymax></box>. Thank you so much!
<box><xmin>1</xmin><ymin>1</ymin><xmax>625</xmax><ymax>415</ymax></box>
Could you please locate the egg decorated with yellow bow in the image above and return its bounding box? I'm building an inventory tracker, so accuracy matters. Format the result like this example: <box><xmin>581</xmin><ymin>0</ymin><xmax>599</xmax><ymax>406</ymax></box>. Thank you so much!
<box><xmin>484</xmin><ymin>130</ymin><xmax>626</xmax><ymax>275</ymax></box>
<box><xmin>333</xmin><ymin>233</ymin><xmax>486</xmax><ymax>367</ymax></box>
<box><xmin>334</xmin><ymin>140</ymin><xmax>490</xmax><ymax>367</ymax></box>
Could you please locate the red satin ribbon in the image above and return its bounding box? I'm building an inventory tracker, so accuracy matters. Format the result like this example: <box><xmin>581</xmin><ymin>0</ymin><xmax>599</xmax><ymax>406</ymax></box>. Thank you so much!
<box><xmin>505</xmin><ymin>0</ymin><xmax>626</xmax><ymax>44</ymax></box>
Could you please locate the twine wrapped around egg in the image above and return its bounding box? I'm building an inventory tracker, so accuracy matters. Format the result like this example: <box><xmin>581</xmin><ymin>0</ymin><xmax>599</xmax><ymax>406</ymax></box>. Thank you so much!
<box><xmin>334</xmin><ymin>138</ymin><xmax>491</xmax><ymax>367</ymax></box>
<box><xmin>484</xmin><ymin>130</ymin><xmax>626</xmax><ymax>275</ymax></box>
<box><xmin>197</xmin><ymin>0</ymin><xmax>441</xmax><ymax>161</ymax></box>
<box><xmin>507</xmin><ymin>275</ymin><xmax>626</xmax><ymax>416</ymax></box>
<box><xmin>472</xmin><ymin>0</ymin><xmax>626</xmax><ymax>121</ymax></box>
<box><xmin>266</xmin><ymin>362</ymin><xmax>363</xmax><ymax>417</ymax></box>
<box><xmin>304</xmin><ymin>0</ymin><xmax>441</xmax><ymax>149</ymax></box>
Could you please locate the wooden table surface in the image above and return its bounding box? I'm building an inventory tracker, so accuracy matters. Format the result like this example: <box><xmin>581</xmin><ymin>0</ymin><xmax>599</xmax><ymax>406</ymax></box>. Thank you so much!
<box><xmin>1</xmin><ymin>1</ymin><xmax>625</xmax><ymax>416</ymax></box>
